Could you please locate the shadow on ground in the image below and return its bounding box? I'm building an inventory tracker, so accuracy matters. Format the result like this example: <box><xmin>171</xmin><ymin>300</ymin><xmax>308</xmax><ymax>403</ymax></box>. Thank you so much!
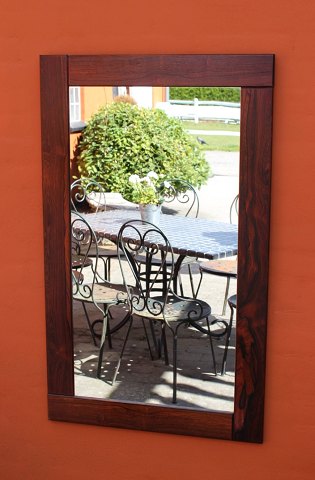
<box><xmin>74</xmin><ymin>285</ymin><xmax>236</xmax><ymax>413</ymax></box>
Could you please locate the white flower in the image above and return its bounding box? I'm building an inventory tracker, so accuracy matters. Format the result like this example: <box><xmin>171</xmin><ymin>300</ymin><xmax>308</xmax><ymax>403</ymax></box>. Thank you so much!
<box><xmin>129</xmin><ymin>174</ymin><xmax>140</xmax><ymax>184</ymax></box>
<box><xmin>143</xmin><ymin>176</ymin><xmax>156</xmax><ymax>189</ymax></box>
<box><xmin>142</xmin><ymin>176</ymin><xmax>152</xmax><ymax>185</ymax></box>
<box><xmin>163</xmin><ymin>181</ymin><xmax>171</xmax><ymax>189</ymax></box>
<box><xmin>147</xmin><ymin>171</ymin><xmax>159</xmax><ymax>179</ymax></box>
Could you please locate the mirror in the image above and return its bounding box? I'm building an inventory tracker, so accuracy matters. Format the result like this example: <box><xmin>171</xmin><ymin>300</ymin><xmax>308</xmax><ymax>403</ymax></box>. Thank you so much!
<box><xmin>40</xmin><ymin>54</ymin><xmax>274</xmax><ymax>442</ymax></box>
<box><xmin>70</xmin><ymin>85</ymin><xmax>240</xmax><ymax>413</ymax></box>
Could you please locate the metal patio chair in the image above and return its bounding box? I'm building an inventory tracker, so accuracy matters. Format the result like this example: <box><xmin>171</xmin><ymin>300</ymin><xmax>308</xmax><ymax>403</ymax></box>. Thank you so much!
<box><xmin>196</xmin><ymin>194</ymin><xmax>239</xmax><ymax>315</ymax></box>
<box><xmin>161</xmin><ymin>178</ymin><xmax>199</xmax><ymax>218</ymax></box>
<box><xmin>71</xmin><ymin>212</ymin><xmax>130</xmax><ymax>364</ymax></box>
<box><xmin>136</xmin><ymin>179</ymin><xmax>200</xmax><ymax>296</ymax></box>
<box><xmin>221</xmin><ymin>294</ymin><xmax>237</xmax><ymax>375</ymax></box>
<box><xmin>112</xmin><ymin>219</ymin><xmax>227</xmax><ymax>404</ymax></box>
<box><xmin>71</xmin><ymin>178</ymin><xmax>119</xmax><ymax>281</ymax></box>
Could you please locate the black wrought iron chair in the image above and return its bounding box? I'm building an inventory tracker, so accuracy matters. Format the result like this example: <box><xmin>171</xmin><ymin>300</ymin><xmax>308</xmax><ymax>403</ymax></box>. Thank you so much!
<box><xmin>221</xmin><ymin>294</ymin><xmax>237</xmax><ymax>375</ymax></box>
<box><xmin>137</xmin><ymin>178</ymin><xmax>200</xmax><ymax>296</ymax></box>
<box><xmin>196</xmin><ymin>194</ymin><xmax>239</xmax><ymax>315</ymax></box>
<box><xmin>71</xmin><ymin>212</ymin><xmax>130</xmax><ymax>364</ymax></box>
<box><xmin>71</xmin><ymin>178</ymin><xmax>119</xmax><ymax>281</ymax></box>
<box><xmin>164</xmin><ymin>178</ymin><xmax>200</xmax><ymax>294</ymax></box>
<box><xmin>112</xmin><ymin>220</ymin><xmax>226</xmax><ymax>404</ymax></box>
<box><xmin>161</xmin><ymin>178</ymin><xmax>199</xmax><ymax>218</ymax></box>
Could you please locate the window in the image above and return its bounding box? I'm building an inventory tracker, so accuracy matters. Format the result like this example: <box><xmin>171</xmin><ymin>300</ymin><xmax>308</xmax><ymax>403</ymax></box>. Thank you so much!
<box><xmin>69</xmin><ymin>86</ymin><xmax>81</xmax><ymax>122</ymax></box>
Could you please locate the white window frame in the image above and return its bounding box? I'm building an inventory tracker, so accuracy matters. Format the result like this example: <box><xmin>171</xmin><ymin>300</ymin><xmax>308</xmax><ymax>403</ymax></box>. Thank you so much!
<box><xmin>69</xmin><ymin>87</ymin><xmax>81</xmax><ymax>122</ymax></box>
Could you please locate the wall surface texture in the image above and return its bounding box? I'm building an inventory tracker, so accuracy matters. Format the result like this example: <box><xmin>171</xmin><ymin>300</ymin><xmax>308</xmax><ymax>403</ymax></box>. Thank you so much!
<box><xmin>1</xmin><ymin>1</ymin><xmax>315</xmax><ymax>479</ymax></box>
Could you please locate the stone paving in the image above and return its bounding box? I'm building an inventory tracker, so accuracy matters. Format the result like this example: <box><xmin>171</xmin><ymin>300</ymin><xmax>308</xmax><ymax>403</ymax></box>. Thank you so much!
<box><xmin>73</xmin><ymin>267</ymin><xmax>237</xmax><ymax>412</ymax></box>
<box><xmin>73</xmin><ymin>152</ymin><xmax>239</xmax><ymax>412</ymax></box>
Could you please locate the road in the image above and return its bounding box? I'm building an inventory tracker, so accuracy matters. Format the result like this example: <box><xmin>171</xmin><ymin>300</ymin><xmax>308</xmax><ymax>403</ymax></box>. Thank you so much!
<box><xmin>197</xmin><ymin>151</ymin><xmax>239</xmax><ymax>221</ymax></box>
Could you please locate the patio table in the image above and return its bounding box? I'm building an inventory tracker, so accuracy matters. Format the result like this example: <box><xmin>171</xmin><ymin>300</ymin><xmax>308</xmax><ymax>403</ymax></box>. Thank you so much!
<box><xmin>83</xmin><ymin>209</ymin><xmax>238</xmax><ymax>261</ymax></box>
<box><xmin>78</xmin><ymin>209</ymin><xmax>238</xmax><ymax>336</ymax></box>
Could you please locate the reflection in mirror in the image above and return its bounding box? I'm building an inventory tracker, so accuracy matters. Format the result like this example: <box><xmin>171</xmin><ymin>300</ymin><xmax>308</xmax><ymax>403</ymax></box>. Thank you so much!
<box><xmin>70</xmin><ymin>85</ymin><xmax>240</xmax><ymax>412</ymax></box>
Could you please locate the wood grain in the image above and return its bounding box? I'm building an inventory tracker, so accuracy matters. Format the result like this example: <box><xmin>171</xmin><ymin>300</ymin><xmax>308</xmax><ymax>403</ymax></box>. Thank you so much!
<box><xmin>69</xmin><ymin>54</ymin><xmax>274</xmax><ymax>87</ymax></box>
<box><xmin>233</xmin><ymin>87</ymin><xmax>273</xmax><ymax>442</ymax></box>
<box><xmin>40</xmin><ymin>54</ymin><xmax>274</xmax><ymax>442</ymax></box>
<box><xmin>48</xmin><ymin>395</ymin><xmax>232</xmax><ymax>440</ymax></box>
<box><xmin>40</xmin><ymin>56</ymin><xmax>74</xmax><ymax>395</ymax></box>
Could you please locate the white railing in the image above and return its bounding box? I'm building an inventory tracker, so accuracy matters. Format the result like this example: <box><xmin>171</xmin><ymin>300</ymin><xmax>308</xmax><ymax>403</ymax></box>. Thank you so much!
<box><xmin>156</xmin><ymin>99</ymin><xmax>240</xmax><ymax>124</ymax></box>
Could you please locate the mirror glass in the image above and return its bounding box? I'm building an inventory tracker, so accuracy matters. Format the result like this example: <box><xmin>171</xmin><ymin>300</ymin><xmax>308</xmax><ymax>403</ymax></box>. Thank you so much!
<box><xmin>70</xmin><ymin>85</ymin><xmax>240</xmax><ymax>412</ymax></box>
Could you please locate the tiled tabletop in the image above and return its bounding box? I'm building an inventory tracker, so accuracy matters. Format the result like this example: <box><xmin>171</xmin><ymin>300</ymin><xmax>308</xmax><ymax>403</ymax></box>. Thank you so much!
<box><xmin>84</xmin><ymin>210</ymin><xmax>238</xmax><ymax>260</ymax></box>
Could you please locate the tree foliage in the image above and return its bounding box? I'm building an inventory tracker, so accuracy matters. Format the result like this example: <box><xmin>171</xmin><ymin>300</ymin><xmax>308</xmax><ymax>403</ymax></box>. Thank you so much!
<box><xmin>77</xmin><ymin>102</ymin><xmax>210</xmax><ymax>197</ymax></box>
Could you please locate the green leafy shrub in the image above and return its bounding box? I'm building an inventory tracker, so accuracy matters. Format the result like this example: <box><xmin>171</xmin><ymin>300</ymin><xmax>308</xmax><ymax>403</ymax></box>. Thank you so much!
<box><xmin>77</xmin><ymin>102</ymin><xmax>210</xmax><ymax>197</ymax></box>
<box><xmin>169</xmin><ymin>87</ymin><xmax>240</xmax><ymax>103</ymax></box>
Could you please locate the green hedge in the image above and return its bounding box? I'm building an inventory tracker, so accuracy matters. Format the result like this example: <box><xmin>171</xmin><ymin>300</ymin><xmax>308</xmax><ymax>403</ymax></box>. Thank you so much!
<box><xmin>169</xmin><ymin>87</ymin><xmax>240</xmax><ymax>103</ymax></box>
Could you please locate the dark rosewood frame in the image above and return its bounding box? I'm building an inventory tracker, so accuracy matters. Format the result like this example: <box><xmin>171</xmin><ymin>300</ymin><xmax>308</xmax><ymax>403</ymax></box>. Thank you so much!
<box><xmin>40</xmin><ymin>54</ymin><xmax>274</xmax><ymax>443</ymax></box>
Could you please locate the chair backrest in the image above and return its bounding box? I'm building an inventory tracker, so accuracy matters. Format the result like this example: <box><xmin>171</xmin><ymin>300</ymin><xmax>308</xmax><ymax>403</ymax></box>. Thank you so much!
<box><xmin>71</xmin><ymin>211</ymin><xmax>99</xmax><ymax>299</ymax></box>
<box><xmin>71</xmin><ymin>212</ymin><xmax>128</xmax><ymax>312</ymax></box>
<box><xmin>162</xmin><ymin>178</ymin><xmax>199</xmax><ymax>218</ymax></box>
<box><xmin>117</xmin><ymin>220</ymin><xmax>175</xmax><ymax>317</ymax></box>
<box><xmin>229</xmin><ymin>194</ymin><xmax>239</xmax><ymax>224</ymax></box>
<box><xmin>71</xmin><ymin>178</ymin><xmax>106</xmax><ymax>213</ymax></box>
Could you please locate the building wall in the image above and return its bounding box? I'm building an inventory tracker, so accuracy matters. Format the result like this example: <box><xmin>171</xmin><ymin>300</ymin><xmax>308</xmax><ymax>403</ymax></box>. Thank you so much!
<box><xmin>153</xmin><ymin>85</ymin><xmax>166</xmax><ymax>105</ymax></box>
<box><xmin>1</xmin><ymin>1</ymin><xmax>315</xmax><ymax>479</ymax></box>
<box><xmin>81</xmin><ymin>86</ymin><xmax>114</xmax><ymax>120</ymax></box>
<box><xmin>82</xmin><ymin>86</ymin><xmax>166</xmax><ymax>116</ymax></box>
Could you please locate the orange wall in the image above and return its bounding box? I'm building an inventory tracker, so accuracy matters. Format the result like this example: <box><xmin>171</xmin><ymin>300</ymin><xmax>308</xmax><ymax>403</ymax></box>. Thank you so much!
<box><xmin>82</xmin><ymin>86</ymin><xmax>166</xmax><ymax>118</ymax></box>
<box><xmin>81</xmin><ymin>86</ymin><xmax>114</xmax><ymax>120</ymax></box>
<box><xmin>1</xmin><ymin>1</ymin><xmax>315</xmax><ymax>479</ymax></box>
<box><xmin>152</xmin><ymin>86</ymin><xmax>166</xmax><ymax>105</ymax></box>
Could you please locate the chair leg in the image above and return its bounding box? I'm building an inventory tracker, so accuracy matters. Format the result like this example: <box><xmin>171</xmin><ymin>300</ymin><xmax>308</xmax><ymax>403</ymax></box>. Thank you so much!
<box><xmin>97</xmin><ymin>306</ymin><xmax>109</xmax><ymax>378</ymax></box>
<box><xmin>81</xmin><ymin>302</ymin><xmax>97</xmax><ymax>346</ymax></box>
<box><xmin>112</xmin><ymin>315</ymin><xmax>133</xmax><ymax>384</ymax></box>
<box><xmin>161</xmin><ymin>322</ymin><xmax>169</xmax><ymax>365</ymax></box>
<box><xmin>172</xmin><ymin>331</ymin><xmax>178</xmax><ymax>404</ymax></box>
<box><xmin>91</xmin><ymin>311</ymin><xmax>114</xmax><ymax>347</ymax></box>
<box><xmin>187</xmin><ymin>263</ymin><xmax>196</xmax><ymax>298</ymax></box>
<box><xmin>206</xmin><ymin>317</ymin><xmax>217</xmax><ymax>375</ymax></box>
<box><xmin>194</xmin><ymin>269</ymin><xmax>204</xmax><ymax>299</ymax></box>
<box><xmin>221</xmin><ymin>304</ymin><xmax>234</xmax><ymax>375</ymax></box>
<box><xmin>95</xmin><ymin>256</ymin><xmax>111</xmax><ymax>282</ymax></box>
<box><xmin>142</xmin><ymin>319</ymin><xmax>155</xmax><ymax>360</ymax></box>
<box><xmin>177</xmin><ymin>272</ymin><xmax>184</xmax><ymax>297</ymax></box>
<box><xmin>104</xmin><ymin>305</ymin><xmax>112</xmax><ymax>349</ymax></box>
<box><xmin>222</xmin><ymin>277</ymin><xmax>231</xmax><ymax>316</ymax></box>
<box><xmin>148</xmin><ymin>320</ymin><xmax>160</xmax><ymax>358</ymax></box>
<box><xmin>106</xmin><ymin>257</ymin><xmax>111</xmax><ymax>282</ymax></box>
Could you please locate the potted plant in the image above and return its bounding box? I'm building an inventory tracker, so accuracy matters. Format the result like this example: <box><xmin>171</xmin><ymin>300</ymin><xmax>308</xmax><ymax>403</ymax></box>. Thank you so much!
<box><xmin>126</xmin><ymin>171</ymin><xmax>173</xmax><ymax>224</ymax></box>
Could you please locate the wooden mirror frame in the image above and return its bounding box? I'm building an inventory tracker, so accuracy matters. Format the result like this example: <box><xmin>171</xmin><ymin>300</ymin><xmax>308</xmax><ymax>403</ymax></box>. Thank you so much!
<box><xmin>40</xmin><ymin>54</ymin><xmax>274</xmax><ymax>443</ymax></box>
